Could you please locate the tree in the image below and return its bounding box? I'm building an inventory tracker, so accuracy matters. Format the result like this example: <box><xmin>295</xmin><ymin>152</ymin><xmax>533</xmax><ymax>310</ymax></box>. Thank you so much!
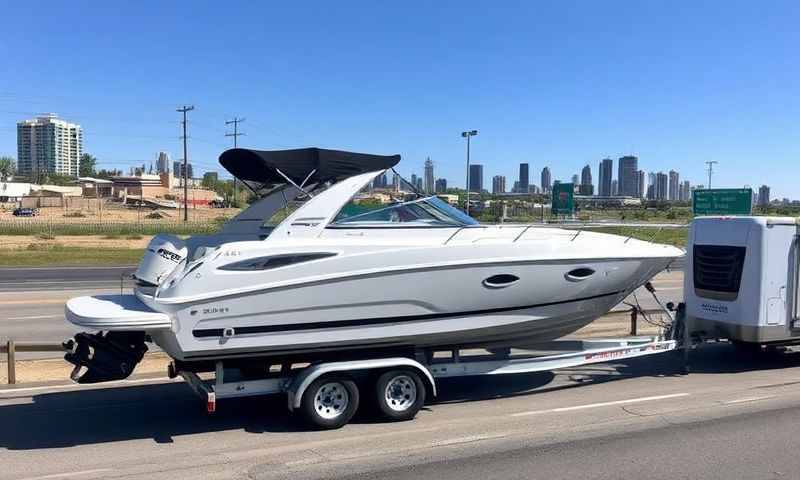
<box><xmin>0</xmin><ymin>156</ymin><xmax>15</xmax><ymax>181</ymax></box>
<box><xmin>79</xmin><ymin>153</ymin><xmax>97</xmax><ymax>177</ymax></box>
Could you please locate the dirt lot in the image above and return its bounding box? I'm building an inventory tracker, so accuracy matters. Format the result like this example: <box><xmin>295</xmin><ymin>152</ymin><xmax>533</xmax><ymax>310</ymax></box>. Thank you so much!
<box><xmin>0</xmin><ymin>235</ymin><xmax>153</xmax><ymax>250</ymax></box>
<box><xmin>0</xmin><ymin>202</ymin><xmax>241</xmax><ymax>223</ymax></box>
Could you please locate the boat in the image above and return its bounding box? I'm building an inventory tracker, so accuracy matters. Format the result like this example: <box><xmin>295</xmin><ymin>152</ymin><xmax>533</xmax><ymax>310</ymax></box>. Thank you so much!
<box><xmin>63</xmin><ymin>147</ymin><xmax>684</xmax><ymax>383</ymax></box>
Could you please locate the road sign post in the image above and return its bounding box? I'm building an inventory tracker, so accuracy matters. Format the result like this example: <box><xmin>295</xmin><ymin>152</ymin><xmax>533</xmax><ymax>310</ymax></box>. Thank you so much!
<box><xmin>552</xmin><ymin>183</ymin><xmax>574</xmax><ymax>216</ymax></box>
<box><xmin>692</xmin><ymin>188</ymin><xmax>752</xmax><ymax>216</ymax></box>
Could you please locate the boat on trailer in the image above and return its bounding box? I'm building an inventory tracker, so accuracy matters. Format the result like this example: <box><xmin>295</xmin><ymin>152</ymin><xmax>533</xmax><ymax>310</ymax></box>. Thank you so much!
<box><xmin>62</xmin><ymin>146</ymin><xmax>684</xmax><ymax>427</ymax></box>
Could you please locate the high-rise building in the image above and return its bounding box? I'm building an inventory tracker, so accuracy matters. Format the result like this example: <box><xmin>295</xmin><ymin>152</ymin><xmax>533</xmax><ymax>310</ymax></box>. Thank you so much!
<box><xmin>392</xmin><ymin>172</ymin><xmax>400</xmax><ymax>192</ymax></box>
<box><xmin>173</xmin><ymin>161</ymin><xmax>194</xmax><ymax>179</ymax></box>
<box><xmin>611</xmin><ymin>179</ymin><xmax>618</xmax><ymax>196</ymax></box>
<box><xmin>156</xmin><ymin>152</ymin><xmax>171</xmax><ymax>174</ymax></box>
<box><xmin>435</xmin><ymin>178</ymin><xmax>447</xmax><ymax>193</ymax></box>
<box><xmin>423</xmin><ymin>157</ymin><xmax>434</xmax><ymax>194</ymax></box>
<box><xmin>646</xmin><ymin>172</ymin><xmax>656</xmax><ymax>200</ymax></box>
<box><xmin>580</xmin><ymin>165</ymin><xmax>592</xmax><ymax>190</ymax></box>
<box><xmin>637</xmin><ymin>170</ymin><xmax>646</xmax><ymax>199</ymax></box>
<box><xmin>617</xmin><ymin>155</ymin><xmax>638</xmax><ymax>196</ymax></box>
<box><xmin>655</xmin><ymin>172</ymin><xmax>668</xmax><ymax>200</ymax></box>
<box><xmin>758</xmin><ymin>185</ymin><xmax>770</xmax><ymax>206</ymax></box>
<box><xmin>16</xmin><ymin>114</ymin><xmax>83</xmax><ymax>179</ymax></box>
<box><xmin>668</xmin><ymin>170</ymin><xmax>680</xmax><ymax>201</ymax></box>
<box><xmin>681</xmin><ymin>180</ymin><xmax>691</xmax><ymax>202</ymax></box>
<box><xmin>415</xmin><ymin>176</ymin><xmax>423</xmax><ymax>191</ymax></box>
<box><xmin>571</xmin><ymin>174</ymin><xmax>579</xmax><ymax>185</ymax></box>
<box><xmin>202</xmin><ymin>171</ymin><xmax>218</xmax><ymax>184</ymax></box>
<box><xmin>598</xmin><ymin>158</ymin><xmax>613</xmax><ymax>196</ymax></box>
<box><xmin>410</xmin><ymin>173</ymin><xmax>418</xmax><ymax>190</ymax></box>
<box><xmin>540</xmin><ymin>167</ymin><xmax>552</xmax><ymax>193</ymax></box>
<box><xmin>469</xmin><ymin>164</ymin><xmax>484</xmax><ymax>192</ymax></box>
<box><xmin>518</xmin><ymin>163</ymin><xmax>529</xmax><ymax>193</ymax></box>
<box><xmin>492</xmin><ymin>175</ymin><xmax>506</xmax><ymax>195</ymax></box>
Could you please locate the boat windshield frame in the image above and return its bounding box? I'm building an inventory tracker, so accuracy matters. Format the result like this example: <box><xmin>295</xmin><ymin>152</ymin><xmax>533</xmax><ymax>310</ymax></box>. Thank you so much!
<box><xmin>328</xmin><ymin>195</ymin><xmax>479</xmax><ymax>228</ymax></box>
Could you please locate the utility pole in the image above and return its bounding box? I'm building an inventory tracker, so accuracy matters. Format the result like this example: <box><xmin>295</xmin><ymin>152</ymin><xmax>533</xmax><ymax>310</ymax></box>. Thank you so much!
<box><xmin>705</xmin><ymin>160</ymin><xmax>718</xmax><ymax>189</ymax></box>
<box><xmin>461</xmin><ymin>130</ymin><xmax>478</xmax><ymax>216</ymax></box>
<box><xmin>225</xmin><ymin>117</ymin><xmax>245</xmax><ymax>206</ymax></box>
<box><xmin>177</xmin><ymin>105</ymin><xmax>195</xmax><ymax>222</ymax></box>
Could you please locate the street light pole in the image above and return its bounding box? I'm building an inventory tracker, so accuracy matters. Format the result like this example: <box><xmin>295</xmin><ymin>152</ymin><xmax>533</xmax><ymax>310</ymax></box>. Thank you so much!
<box><xmin>461</xmin><ymin>130</ymin><xmax>478</xmax><ymax>216</ymax></box>
<box><xmin>705</xmin><ymin>160</ymin><xmax>718</xmax><ymax>189</ymax></box>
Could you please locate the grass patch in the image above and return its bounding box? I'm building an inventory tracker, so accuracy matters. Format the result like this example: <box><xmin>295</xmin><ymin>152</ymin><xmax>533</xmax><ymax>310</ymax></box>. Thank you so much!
<box><xmin>590</xmin><ymin>226</ymin><xmax>688</xmax><ymax>247</ymax></box>
<box><xmin>0</xmin><ymin>245</ymin><xmax>144</xmax><ymax>267</ymax></box>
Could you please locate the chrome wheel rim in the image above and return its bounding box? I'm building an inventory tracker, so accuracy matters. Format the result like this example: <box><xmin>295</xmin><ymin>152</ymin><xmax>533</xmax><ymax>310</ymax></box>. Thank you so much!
<box><xmin>384</xmin><ymin>375</ymin><xmax>417</xmax><ymax>412</ymax></box>
<box><xmin>313</xmin><ymin>382</ymin><xmax>349</xmax><ymax>420</ymax></box>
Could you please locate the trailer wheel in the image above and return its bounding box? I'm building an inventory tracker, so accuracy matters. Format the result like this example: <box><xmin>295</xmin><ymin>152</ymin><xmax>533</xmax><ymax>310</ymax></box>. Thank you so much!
<box><xmin>300</xmin><ymin>375</ymin><xmax>359</xmax><ymax>430</ymax></box>
<box><xmin>374</xmin><ymin>369</ymin><xmax>426</xmax><ymax>422</ymax></box>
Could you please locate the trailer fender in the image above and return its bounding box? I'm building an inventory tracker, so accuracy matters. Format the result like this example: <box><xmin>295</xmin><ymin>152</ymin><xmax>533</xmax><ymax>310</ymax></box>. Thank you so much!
<box><xmin>287</xmin><ymin>357</ymin><xmax>435</xmax><ymax>411</ymax></box>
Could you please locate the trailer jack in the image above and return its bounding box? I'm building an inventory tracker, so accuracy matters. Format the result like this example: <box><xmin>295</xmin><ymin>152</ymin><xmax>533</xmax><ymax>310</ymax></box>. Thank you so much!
<box><xmin>63</xmin><ymin>331</ymin><xmax>148</xmax><ymax>383</ymax></box>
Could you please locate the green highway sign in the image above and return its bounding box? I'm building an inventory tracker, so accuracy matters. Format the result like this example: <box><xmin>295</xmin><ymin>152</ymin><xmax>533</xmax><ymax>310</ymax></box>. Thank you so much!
<box><xmin>552</xmin><ymin>182</ymin><xmax>574</xmax><ymax>215</ymax></box>
<box><xmin>692</xmin><ymin>188</ymin><xmax>753</xmax><ymax>216</ymax></box>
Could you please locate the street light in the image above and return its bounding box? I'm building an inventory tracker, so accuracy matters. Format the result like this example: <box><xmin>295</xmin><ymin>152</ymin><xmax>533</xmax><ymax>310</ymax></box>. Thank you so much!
<box><xmin>461</xmin><ymin>130</ymin><xmax>478</xmax><ymax>216</ymax></box>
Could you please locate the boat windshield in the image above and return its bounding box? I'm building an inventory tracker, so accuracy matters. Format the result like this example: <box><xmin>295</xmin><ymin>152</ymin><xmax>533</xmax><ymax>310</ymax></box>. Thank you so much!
<box><xmin>331</xmin><ymin>196</ymin><xmax>478</xmax><ymax>227</ymax></box>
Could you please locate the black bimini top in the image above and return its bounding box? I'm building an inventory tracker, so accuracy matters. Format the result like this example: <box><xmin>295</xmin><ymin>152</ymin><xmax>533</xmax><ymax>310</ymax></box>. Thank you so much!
<box><xmin>219</xmin><ymin>147</ymin><xmax>400</xmax><ymax>193</ymax></box>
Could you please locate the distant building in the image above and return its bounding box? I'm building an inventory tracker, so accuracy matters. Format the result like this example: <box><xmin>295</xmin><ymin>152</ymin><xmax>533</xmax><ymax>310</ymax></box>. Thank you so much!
<box><xmin>598</xmin><ymin>158</ymin><xmax>613</xmax><ymax>196</ymax></box>
<box><xmin>492</xmin><ymin>175</ymin><xmax>506</xmax><ymax>195</ymax></box>
<box><xmin>173</xmin><ymin>161</ymin><xmax>194</xmax><ymax>179</ymax></box>
<box><xmin>17</xmin><ymin>114</ymin><xmax>83</xmax><ymax>179</ymax></box>
<box><xmin>202</xmin><ymin>172</ymin><xmax>218</xmax><ymax>184</ymax></box>
<box><xmin>637</xmin><ymin>170</ymin><xmax>646</xmax><ymax>199</ymax></box>
<box><xmin>668</xmin><ymin>170</ymin><xmax>680</xmax><ymax>201</ymax></box>
<box><xmin>518</xmin><ymin>163</ymin><xmax>529</xmax><ymax>193</ymax></box>
<box><xmin>580</xmin><ymin>165</ymin><xmax>592</xmax><ymax>192</ymax></box>
<box><xmin>655</xmin><ymin>172</ymin><xmax>668</xmax><ymax>201</ymax></box>
<box><xmin>617</xmin><ymin>155</ymin><xmax>638</xmax><ymax>196</ymax></box>
<box><xmin>410</xmin><ymin>174</ymin><xmax>418</xmax><ymax>191</ymax></box>
<box><xmin>578</xmin><ymin>184</ymin><xmax>594</xmax><ymax>196</ymax></box>
<box><xmin>571</xmin><ymin>174</ymin><xmax>579</xmax><ymax>185</ymax></box>
<box><xmin>681</xmin><ymin>180</ymin><xmax>691</xmax><ymax>202</ymax></box>
<box><xmin>540</xmin><ymin>167</ymin><xmax>552</xmax><ymax>194</ymax></box>
<box><xmin>424</xmin><ymin>157</ymin><xmax>434</xmax><ymax>194</ymax></box>
<box><xmin>392</xmin><ymin>172</ymin><xmax>401</xmax><ymax>192</ymax></box>
<box><xmin>611</xmin><ymin>179</ymin><xmax>618</xmax><ymax>196</ymax></box>
<box><xmin>646</xmin><ymin>172</ymin><xmax>656</xmax><ymax>200</ymax></box>
<box><xmin>434</xmin><ymin>178</ymin><xmax>447</xmax><ymax>193</ymax></box>
<box><xmin>156</xmin><ymin>152</ymin><xmax>170</xmax><ymax>174</ymax></box>
<box><xmin>758</xmin><ymin>185</ymin><xmax>770</xmax><ymax>207</ymax></box>
<box><xmin>415</xmin><ymin>176</ymin><xmax>423</xmax><ymax>191</ymax></box>
<box><xmin>469</xmin><ymin>164</ymin><xmax>484</xmax><ymax>192</ymax></box>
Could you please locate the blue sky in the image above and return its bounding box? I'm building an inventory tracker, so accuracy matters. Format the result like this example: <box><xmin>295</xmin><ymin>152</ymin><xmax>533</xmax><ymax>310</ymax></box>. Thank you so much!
<box><xmin>1</xmin><ymin>1</ymin><xmax>798</xmax><ymax>198</ymax></box>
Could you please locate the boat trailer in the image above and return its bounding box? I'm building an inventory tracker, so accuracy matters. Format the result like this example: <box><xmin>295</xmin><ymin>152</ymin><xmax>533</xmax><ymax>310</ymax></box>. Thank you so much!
<box><xmin>175</xmin><ymin>305</ymin><xmax>688</xmax><ymax>429</ymax></box>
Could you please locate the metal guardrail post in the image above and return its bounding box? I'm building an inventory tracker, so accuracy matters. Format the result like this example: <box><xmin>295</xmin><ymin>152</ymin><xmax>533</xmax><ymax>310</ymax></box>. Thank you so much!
<box><xmin>7</xmin><ymin>340</ymin><xmax>15</xmax><ymax>385</ymax></box>
<box><xmin>630</xmin><ymin>308</ymin><xmax>638</xmax><ymax>336</ymax></box>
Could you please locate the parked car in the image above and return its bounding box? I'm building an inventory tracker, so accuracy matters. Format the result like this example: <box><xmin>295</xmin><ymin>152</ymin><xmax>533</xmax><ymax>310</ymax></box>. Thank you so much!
<box><xmin>12</xmin><ymin>207</ymin><xmax>39</xmax><ymax>217</ymax></box>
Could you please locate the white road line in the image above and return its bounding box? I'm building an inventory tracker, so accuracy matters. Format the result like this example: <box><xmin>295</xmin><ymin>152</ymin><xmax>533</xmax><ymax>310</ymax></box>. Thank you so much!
<box><xmin>722</xmin><ymin>395</ymin><xmax>776</xmax><ymax>405</ymax></box>
<box><xmin>432</xmin><ymin>433</ymin><xmax>508</xmax><ymax>447</ymax></box>
<box><xmin>17</xmin><ymin>469</ymin><xmax>113</xmax><ymax>480</ymax></box>
<box><xmin>5</xmin><ymin>315</ymin><xmax>62</xmax><ymax>321</ymax></box>
<box><xmin>510</xmin><ymin>392</ymin><xmax>690</xmax><ymax>417</ymax></box>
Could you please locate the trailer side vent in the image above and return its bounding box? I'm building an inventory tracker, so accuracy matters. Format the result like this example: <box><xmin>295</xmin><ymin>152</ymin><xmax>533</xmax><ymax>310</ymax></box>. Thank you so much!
<box><xmin>693</xmin><ymin>245</ymin><xmax>746</xmax><ymax>301</ymax></box>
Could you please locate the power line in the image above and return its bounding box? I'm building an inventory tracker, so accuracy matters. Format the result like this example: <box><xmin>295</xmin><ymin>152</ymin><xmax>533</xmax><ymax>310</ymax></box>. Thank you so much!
<box><xmin>177</xmin><ymin>105</ymin><xmax>195</xmax><ymax>222</ymax></box>
<box><xmin>225</xmin><ymin>117</ymin><xmax>245</xmax><ymax>203</ymax></box>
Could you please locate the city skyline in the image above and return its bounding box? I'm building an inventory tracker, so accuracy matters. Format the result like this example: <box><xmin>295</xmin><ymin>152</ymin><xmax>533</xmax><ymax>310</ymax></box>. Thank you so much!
<box><xmin>1</xmin><ymin>3</ymin><xmax>797</xmax><ymax>198</ymax></box>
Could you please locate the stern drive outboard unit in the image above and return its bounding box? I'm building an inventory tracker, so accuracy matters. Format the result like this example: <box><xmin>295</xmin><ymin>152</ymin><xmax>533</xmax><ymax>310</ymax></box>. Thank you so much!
<box><xmin>63</xmin><ymin>235</ymin><xmax>187</xmax><ymax>383</ymax></box>
<box><xmin>686</xmin><ymin>216</ymin><xmax>800</xmax><ymax>344</ymax></box>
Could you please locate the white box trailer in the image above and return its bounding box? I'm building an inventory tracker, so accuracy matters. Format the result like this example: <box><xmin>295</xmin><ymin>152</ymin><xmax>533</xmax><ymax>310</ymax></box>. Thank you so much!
<box><xmin>686</xmin><ymin>216</ymin><xmax>800</xmax><ymax>344</ymax></box>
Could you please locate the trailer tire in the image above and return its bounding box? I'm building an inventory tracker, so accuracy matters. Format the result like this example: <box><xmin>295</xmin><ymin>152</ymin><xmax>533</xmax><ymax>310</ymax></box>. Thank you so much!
<box><xmin>374</xmin><ymin>369</ymin><xmax>426</xmax><ymax>422</ymax></box>
<box><xmin>299</xmin><ymin>375</ymin><xmax>359</xmax><ymax>430</ymax></box>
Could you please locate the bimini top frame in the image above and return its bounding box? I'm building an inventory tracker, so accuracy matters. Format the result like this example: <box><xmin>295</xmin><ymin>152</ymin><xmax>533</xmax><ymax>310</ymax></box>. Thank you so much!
<box><xmin>219</xmin><ymin>147</ymin><xmax>401</xmax><ymax>197</ymax></box>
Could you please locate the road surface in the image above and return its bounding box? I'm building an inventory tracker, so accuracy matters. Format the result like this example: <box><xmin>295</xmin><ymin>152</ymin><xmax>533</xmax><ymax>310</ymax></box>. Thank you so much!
<box><xmin>2</xmin><ymin>343</ymin><xmax>800</xmax><ymax>479</ymax></box>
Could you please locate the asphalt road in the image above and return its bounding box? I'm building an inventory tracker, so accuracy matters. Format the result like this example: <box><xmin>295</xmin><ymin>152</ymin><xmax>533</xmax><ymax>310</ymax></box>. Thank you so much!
<box><xmin>2</xmin><ymin>344</ymin><xmax>800</xmax><ymax>479</ymax></box>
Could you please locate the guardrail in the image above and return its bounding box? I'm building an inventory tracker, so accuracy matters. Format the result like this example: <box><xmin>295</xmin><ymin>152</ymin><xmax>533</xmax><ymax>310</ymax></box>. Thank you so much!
<box><xmin>1</xmin><ymin>341</ymin><xmax>66</xmax><ymax>385</ymax></box>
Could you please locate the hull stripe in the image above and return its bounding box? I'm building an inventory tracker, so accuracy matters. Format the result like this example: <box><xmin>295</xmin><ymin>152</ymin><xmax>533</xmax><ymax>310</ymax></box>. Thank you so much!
<box><xmin>192</xmin><ymin>290</ymin><xmax>624</xmax><ymax>338</ymax></box>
